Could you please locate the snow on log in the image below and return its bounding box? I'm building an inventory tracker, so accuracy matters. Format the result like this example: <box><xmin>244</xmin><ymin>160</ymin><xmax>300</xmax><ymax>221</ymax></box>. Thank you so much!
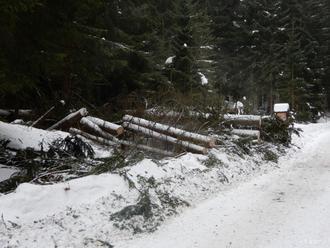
<box><xmin>123</xmin><ymin>115</ymin><xmax>215</xmax><ymax>148</ymax></box>
<box><xmin>123</xmin><ymin>122</ymin><xmax>208</xmax><ymax>154</ymax></box>
<box><xmin>69</xmin><ymin>128</ymin><xmax>173</xmax><ymax>156</ymax></box>
<box><xmin>231</xmin><ymin>129</ymin><xmax>260</xmax><ymax>139</ymax></box>
<box><xmin>80</xmin><ymin>117</ymin><xmax>119</xmax><ymax>142</ymax></box>
<box><xmin>223</xmin><ymin>114</ymin><xmax>262</xmax><ymax>128</ymax></box>
<box><xmin>47</xmin><ymin>108</ymin><xmax>88</xmax><ymax>131</ymax></box>
<box><xmin>86</xmin><ymin>116</ymin><xmax>124</xmax><ymax>135</ymax></box>
<box><xmin>0</xmin><ymin>121</ymin><xmax>68</xmax><ymax>151</ymax></box>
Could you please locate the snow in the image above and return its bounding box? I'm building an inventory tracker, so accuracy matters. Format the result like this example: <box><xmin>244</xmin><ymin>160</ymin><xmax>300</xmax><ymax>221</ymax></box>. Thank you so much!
<box><xmin>200</xmin><ymin>46</ymin><xmax>213</xmax><ymax>49</ymax></box>
<box><xmin>274</xmin><ymin>103</ymin><xmax>290</xmax><ymax>112</ymax></box>
<box><xmin>198</xmin><ymin>72</ymin><xmax>208</xmax><ymax>85</ymax></box>
<box><xmin>233</xmin><ymin>21</ymin><xmax>240</xmax><ymax>28</ymax></box>
<box><xmin>0</xmin><ymin>121</ymin><xmax>112</xmax><ymax>158</ymax></box>
<box><xmin>0</xmin><ymin>165</ymin><xmax>18</xmax><ymax>182</ymax></box>
<box><xmin>1</xmin><ymin>121</ymin><xmax>329</xmax><ymax>247</ymax></box>
<box><xmin>223</xmin><ymin>114</ymin><xmax>261</xmax><ymax>121</ymax></box>
<box><xmin>0</xmin><ymin>121</ymin><xmax>68</xmax><ymax>151</ymax></box>
<box><xmin>165</xmin><ymin>56</ymin><xmax>175</xmax><ymax>65</ymax></box>
<box><xmin>116</xmin><ymin>122</ymin><xmax>330</xmax><ymax>248</ymax></box>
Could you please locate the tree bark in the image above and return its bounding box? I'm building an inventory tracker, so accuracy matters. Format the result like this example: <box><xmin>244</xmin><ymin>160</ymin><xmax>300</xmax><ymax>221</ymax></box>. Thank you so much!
<box><xmin>123</xmin><ymin>122</ymin><xmax>208</xmax><ymax>154</ymax></box>
<box><xmin>223</xmin><ymin>114</ymin><xmax>262</xmax><ymax>129</ymax></box>
<box><xmin>86</xmin><ymin>116</ymin><xmax>124</xmax><ymax>135</ymax></box>
<box><xmin>69</xmin><ymin>128</ymin><xmax>173</xmax><ymax>156</ymax></box>
<box><xmin>123</xmin><ymin>115</ymin><xmax>215</xmax><ymax>148</ymax></box>
<box><xmin>80</xmin><ymin>117</ymin><xmax>119</xmax><ymax>142</ymax></box>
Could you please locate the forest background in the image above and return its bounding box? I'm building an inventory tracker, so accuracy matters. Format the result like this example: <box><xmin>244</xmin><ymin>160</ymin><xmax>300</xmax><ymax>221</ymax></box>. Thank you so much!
<box><xmin>0</xmin><ymin>0</ymin><xmax>329</xmax><ymax>121</ymax></box>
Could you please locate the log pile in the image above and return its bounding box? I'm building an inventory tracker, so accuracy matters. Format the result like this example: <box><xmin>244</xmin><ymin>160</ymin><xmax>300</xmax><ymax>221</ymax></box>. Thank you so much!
<box><xmin>222</xmin><ymin>114</ymin><xmax>262</xmax><ymax>141</ymax></box>
<box><xmin>47</xmin><ymin>111</ymin><xmax>214</xmax><ymax>156</ymax></box>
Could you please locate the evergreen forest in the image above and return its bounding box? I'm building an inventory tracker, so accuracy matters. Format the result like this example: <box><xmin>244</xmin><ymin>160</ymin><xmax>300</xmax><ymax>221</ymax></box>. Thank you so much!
<box><xmin>1</xmin><ymin>0</ymin><xmax>329</xmax><ymax>121</ymax></box>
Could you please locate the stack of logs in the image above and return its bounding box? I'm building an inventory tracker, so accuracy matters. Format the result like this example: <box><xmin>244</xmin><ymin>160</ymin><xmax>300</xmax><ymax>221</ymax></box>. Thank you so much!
<box><xmin>222</xmin><ymin>114</ymin><xmax>262</xmax><ymax>141</ymax></box>
<box><xmin>47</xmin><ymin>108</ymin><xmax>216</xmax><ymax>156</ymax></box>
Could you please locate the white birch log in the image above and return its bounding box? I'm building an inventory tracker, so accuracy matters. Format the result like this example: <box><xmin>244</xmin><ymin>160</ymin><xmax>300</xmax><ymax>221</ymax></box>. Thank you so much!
<box><xmin>80</xmin><ymin>117</ymin><xmax>119</xmax><ymax>142</ymax></box>
<box><xmin>123</xmin><ymin>122</ymin><xmax>208</xmax><ymax>154</ymax></box>
<box><xmin>47</xmin><ymin>108</ymin><xmax>88</xmax><ymax>131</ymax></box>
<box><xmin>69</xmin><ymin>128</ymin><xmax>173</xmax><ymax>156</ymax></box>
<box><xmin>86</xmin><ymin>116</ymin><xmax>124</xmax><ymax>135</ymax></box>
<box><xmin>0</xmin><ymin>109</ymin><xmax>33</xmax><ymax>117</ymax></box>
<box><xmin>69</xmin><ymin>128</ymin><xmax>117</xmax><ymax>146</ymax></box>
<box><xmin>223</xmin><ymin>114</ymin><xmax>262</xmax><ymax>128</ymax></box>
<box><xmin>231</xmin><ymin>129</ymin><xmax>260</xmax><ymax>140</ymax></box>
<box><xmin>123</xmin><ymin>115</ymin><xmax>215</xmax><ymax>148</ymax></box>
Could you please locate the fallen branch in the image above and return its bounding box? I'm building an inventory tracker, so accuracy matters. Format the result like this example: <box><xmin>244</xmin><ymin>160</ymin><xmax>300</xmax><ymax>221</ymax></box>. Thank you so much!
<box><xmin>123</xmin><ymin>122</ymin><xmax>208</xmax><ymax>154</ymax></box>
<box><xmin>31</xmin><ymin>100</ymin><xmax>65</xmax><ymax>128</ymax></box>
<box><xmin>47</xmin><ymin>108</ymin><xmax>88</xmax><ymax>131</ymax></box>
<box><xmin>123</xmin><ymin>115</ymin><xmax>215</xmax><ymax>148</ymax></box>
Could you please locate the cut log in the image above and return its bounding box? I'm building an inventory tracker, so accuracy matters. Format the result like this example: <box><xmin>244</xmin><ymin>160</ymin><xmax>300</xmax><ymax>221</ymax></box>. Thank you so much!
<box><xmin>0</xmin><ymin>109</ymin><xmax>33</xmax><ymax>117</ymax></box>
<box><xmin>86</xmin><ymin>116</ymin><xmax>124</xmax><ymax>135</ymax></box>
<box><xmin>223</xmin><ymin>114</ymin><xmax>262</xmax><ymax>128</ymax></box>
<box><xmin>69</xmin><ymin>128</ymin><xmax>117</xmax><ymax>146</ymax></box>
<box><xmin>123</xmin><ymin>122</ymin><xmax>208</xmax><ymax>154</ymax></box>
<box><xmin>123</xmin><ymin>115</ymin><xmax>215</xmax><ymax>148</ymax></box>
<box><xmin>80</xmin><ymin>117</ymin><xmax>119</xmax><ymax>142</ymax></box>
<box><xmin>69</xmin><ymin>128</ymin><xmax>173</xmax><ymax>156</ymax></box>
<box><xmin>47</xmin><ymin>108</ymin><xmax>88</xmax><ymax>131</ymax></box>
<box><xmin>231</xmin><ymin>129</ymin><xmax>260</xmax><ymax>140</ymax></box>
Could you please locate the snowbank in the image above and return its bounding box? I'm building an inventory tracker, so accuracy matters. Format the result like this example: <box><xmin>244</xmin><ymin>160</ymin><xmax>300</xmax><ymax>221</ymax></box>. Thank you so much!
<box><xmin>0</xmin><ymin>121</ymin><xmax>68</xmax><ymax>151</ymax></box>
<box><xmin>1</xmin><ymin>121</ymin><xmax>328</xmax><ymax>247</ymax></box>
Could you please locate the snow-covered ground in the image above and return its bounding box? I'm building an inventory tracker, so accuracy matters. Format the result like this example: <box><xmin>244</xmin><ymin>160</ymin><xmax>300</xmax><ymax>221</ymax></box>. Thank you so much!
<box><xmin>0</xmin><ymin>120</ymin><xmax>329</xmax><ymax>247</ymax></box>
<box><xmin>117</xmin><ymin>121</ymin><xmax>330</xmax><ymax>248</ymax></box>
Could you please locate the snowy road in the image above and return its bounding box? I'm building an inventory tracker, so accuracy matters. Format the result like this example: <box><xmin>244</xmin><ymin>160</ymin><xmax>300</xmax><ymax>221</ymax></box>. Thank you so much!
<box><xmin>118</xmin><ymin>122</ymin><xmax>330</xmax><ymax>248</ymax></box>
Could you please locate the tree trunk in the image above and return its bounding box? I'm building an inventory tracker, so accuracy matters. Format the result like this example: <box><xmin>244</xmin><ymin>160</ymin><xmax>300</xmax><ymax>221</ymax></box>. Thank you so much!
<box><xmin>123</xmin><ymin>115</ymin><xmax>215</xmax><ymax>148</ymax></box>
<box><xmin>86</xmin><ymin>116</ymin><xmax>124</xmax><ymax>135</ymax></box>
<box><xmin>123</xmin><ymin>122</ymin><xmax>208</xmax><ymax>154</ymax></box>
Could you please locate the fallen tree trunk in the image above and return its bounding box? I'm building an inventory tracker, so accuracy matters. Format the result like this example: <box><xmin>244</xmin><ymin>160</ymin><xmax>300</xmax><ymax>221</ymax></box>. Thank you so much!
<box><xmin>123</xmin><ymin>115</ymin><xmax>215</xmax><ymax>148</ymax></box>
<box><xmin>69</xmin><ymin>128</ymin><xmax>117</xmax><ymax>146</ymax></box>
<box><xmin>123</xmin><ymin>122</ymin><xmax>208</xmax><ymax>154</ymax></box>
<box><xmin>0</xmin><ymin>109</ymin><xmax>33</xmax><ymax>117</ymax></box>
<box><xmin>223</xmin><ymin>114</ymin><xmax>262</xmax><ymax>129</ymax></box>
<box><xmin>69</xmin><ymin>128</ymin><xmax>173</xmax><ymax>156</ymax></box>
<box><xmin>86</xmin><ymin>116</ymin><xmax>124</xmax><ymax>135</ymax></box>
<box><xmin>47</xmin><ymin>108</ymin><xmax>88</xmax><ymax>131</ymax></box>
<box><xmin>231</xmin><ymin>129</ymin><xmax>260</xmax><ymax>140</ymax></box>
<box><xmin>80</xmin><ymin>117</ymin><xmax>118</xmax><ymax>142</ymax></box>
